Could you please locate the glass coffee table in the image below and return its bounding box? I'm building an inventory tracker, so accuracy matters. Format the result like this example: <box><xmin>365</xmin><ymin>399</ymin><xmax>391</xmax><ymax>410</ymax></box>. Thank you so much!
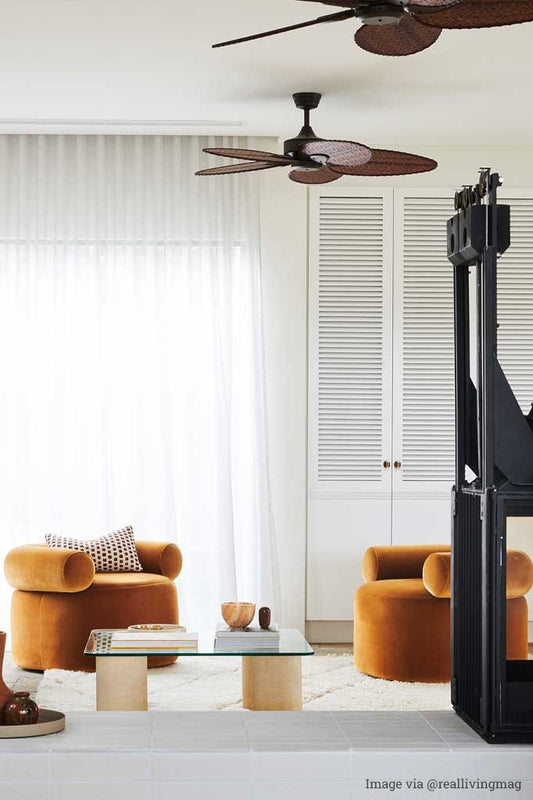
<box><xmin>85</xmin><ymin>629</ymin><xmax>314</xmax><ymax>712</ymax></box>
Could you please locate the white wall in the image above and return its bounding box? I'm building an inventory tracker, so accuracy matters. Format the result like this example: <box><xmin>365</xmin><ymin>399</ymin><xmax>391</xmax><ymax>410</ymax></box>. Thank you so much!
<box><xmin>258</xmin><ymin>144</ymin><xmax>533</xmax><ymax>637</ymax></box>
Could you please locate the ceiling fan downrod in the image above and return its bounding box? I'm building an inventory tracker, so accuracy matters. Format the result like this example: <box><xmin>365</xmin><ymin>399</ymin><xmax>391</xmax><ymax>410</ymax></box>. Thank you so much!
<box><xmin>284</xmin><ymin>92</ymin><xmax>326</xmax><ymax>167</ymax></box>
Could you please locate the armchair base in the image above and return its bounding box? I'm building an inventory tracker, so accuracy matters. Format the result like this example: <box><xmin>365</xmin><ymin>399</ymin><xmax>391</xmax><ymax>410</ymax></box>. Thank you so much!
<box><xmin>11</xmin><ymin>572</ymin><xmax>179</xmax><ymax>672</ymax></box>
<box><xmin>354</xmin><ymin>580</ymin><xmax>528</xmax><ymax>684</ymax></box>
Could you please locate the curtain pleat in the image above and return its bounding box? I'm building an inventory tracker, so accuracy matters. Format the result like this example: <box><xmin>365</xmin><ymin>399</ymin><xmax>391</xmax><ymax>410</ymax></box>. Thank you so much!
<box><xmin>0</xmin><ymin>134</ymin><xmax>279</xmax><ymax>634</ymax></box>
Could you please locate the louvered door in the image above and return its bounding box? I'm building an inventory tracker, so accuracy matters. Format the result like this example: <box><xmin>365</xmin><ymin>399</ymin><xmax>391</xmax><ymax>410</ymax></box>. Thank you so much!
<box><xmin>498</xmin><ymin>193</ymin><xmax>533</xmax><ymax>624</ymax></box>
<box><xmin>392</xmin><ymin>190</ymin><xmax>533</xmax><ymax>545</ymax></box>
<box><xmin>392</xmin><ymin>190</ymin><xmax>455</xmax><ymax>544</ymax></box>
<box><xmin>307</xmin><ymin>187</ymin><xmax>533</xmax><ymax>620</ymax></box>
<box><xmin>307</xmin><ymin>188</ymin><xmax>393</xmax><ymax>620</ymax></box>
<box><xmin>497</xmin><ymin>193</ymin><xmax>533</xmax><ymax>413</ymax></box>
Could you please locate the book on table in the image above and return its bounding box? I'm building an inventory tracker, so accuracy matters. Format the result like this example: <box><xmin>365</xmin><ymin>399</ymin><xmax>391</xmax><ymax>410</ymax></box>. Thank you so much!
<box><xmin>110</xmin><ymin>631</ymin><xmax>199</xmax><ymax>650</ymax></box>
<box><xmin>214</xmin><ymin>623</ymin><xmax>280</xmax><ymax>650</ymax></box>
<box><xmin>215</xmin><ymin>624</ymin><xmax>279</xmax><ymax>638</ymax></box>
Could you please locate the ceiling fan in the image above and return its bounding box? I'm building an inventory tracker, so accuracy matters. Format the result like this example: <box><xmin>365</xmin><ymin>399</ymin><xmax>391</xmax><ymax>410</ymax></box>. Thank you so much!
<box><xmin>212</xmin><ymin>1</ymin><xmax>533</xmax><ymax>57</ymax></box>
<box><xmin>195</xmin><ymin>92</ymin><xmax>437</xmax><ymax>184</ymax></box>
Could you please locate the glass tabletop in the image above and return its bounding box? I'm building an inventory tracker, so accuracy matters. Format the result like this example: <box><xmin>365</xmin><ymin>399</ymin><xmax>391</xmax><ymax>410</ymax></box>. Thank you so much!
<box><xmin>84</xmin><ymin>628</ymin><xmax>314</xmax><ymax>658</ymax></box>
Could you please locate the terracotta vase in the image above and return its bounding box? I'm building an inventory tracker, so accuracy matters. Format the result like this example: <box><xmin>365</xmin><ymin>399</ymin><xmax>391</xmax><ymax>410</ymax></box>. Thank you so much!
<box><xmin>0</xmin><ymin>631</ymin><xmax>14</xmax><ymax>722</ymax></box>
<box><xmin>3</xmin><ymin>692</ymin><xmax>39</xmax><ymax>725</ymax></box>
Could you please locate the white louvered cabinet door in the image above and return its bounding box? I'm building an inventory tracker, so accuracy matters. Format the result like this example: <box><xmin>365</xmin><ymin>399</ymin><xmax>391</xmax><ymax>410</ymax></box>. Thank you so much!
<box><xmin>498</xmin><ymin>194</ymin><xmax>533</xmax><ymax>620</ymax></box>
<box><xmin>498</xmin><ymin>192</ymin><xmax>533</xmax><ymax>415</ymax></box>
<box><xmin>392</xmin><ymin>190</ymin><xmax>455</xmax><ymax>545</ymax></box>
<box><xmin>307</xmin><ymin>188</ymin><xmax>394</xmax><ymax>620</ymax></box>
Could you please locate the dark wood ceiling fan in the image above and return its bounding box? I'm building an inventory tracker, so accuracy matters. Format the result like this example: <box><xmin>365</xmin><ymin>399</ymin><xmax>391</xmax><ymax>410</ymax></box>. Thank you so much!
<box><xmin>196</xmin><ymin>92</ymin><xmax>437</xmax><ymax>184</ymax></box>
<box><xmin>212</xmin><ymin>1</ymin><xmax>533</xmax><ymax>57</ymax></box>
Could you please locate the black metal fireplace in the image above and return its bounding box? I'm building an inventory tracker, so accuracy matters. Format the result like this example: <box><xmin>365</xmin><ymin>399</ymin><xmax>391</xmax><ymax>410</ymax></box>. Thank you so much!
<box><xmin>448</xmin><ymin>169</ymin><xmax>533</xmax><ymax>742</ymax></box>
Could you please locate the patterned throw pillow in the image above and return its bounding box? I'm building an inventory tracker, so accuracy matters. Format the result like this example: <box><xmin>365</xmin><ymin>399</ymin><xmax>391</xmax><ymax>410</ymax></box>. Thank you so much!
<box><xmin>45</xmin><ymin>525</ymin><xmax>143</xmax><ymax>573</ymax></box>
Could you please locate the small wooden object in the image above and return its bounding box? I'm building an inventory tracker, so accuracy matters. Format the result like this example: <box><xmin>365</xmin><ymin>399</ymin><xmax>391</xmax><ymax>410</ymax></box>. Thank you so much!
<box><xmin>259</xmin><ymin>607</ymin><xmax>271</xmax><ymax>629</ymax></box>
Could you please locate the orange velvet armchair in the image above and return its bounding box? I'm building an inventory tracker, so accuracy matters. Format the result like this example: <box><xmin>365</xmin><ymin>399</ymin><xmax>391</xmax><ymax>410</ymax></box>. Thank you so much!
<box><xmin>354</xmin><ymin>545</ymin><xmax>533</xmax><ymax>683</ymax></box>
<box><xmin>4</xmin><ymin>541</ymin><xmax>182</xmax><ymax>672</ymax></box>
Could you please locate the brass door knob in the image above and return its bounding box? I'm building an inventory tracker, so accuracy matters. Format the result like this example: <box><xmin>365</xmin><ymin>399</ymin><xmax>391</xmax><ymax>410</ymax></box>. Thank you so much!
<box><xmin>383</xmin><ymin>461</ymin><xmax>391</xmax><ymax>469</ymax></box>
<box><xmin>394</xmin><ymin>461</ymin><xmax>402</xmax><ymax>469</ymax></box>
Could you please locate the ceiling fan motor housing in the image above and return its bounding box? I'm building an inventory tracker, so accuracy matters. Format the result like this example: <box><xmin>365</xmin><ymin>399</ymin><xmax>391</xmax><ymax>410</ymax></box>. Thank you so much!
<box><xmin>356</xmin><ymin>5</ymin><xmax>404</xmax><ymax>25</ymax></box>
<box><xmin>283</xmin><ymin>135</ymin><xmax>325</xmax><ymax>166</ymax></box>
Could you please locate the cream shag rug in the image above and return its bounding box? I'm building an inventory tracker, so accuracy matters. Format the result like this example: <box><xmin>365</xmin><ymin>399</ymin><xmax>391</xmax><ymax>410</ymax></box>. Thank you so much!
<box><xmin>35</xmin><ymin>654</ymin><xmax>451</xmax><ymax>712</ymax></box>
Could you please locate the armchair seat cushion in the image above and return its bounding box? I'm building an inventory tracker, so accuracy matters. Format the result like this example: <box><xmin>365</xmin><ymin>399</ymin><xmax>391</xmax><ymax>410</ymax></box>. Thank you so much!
<box><xmin>91</xmin><ymin>572</ymin><xmax>171</xmax><ymax>590</ymax></box>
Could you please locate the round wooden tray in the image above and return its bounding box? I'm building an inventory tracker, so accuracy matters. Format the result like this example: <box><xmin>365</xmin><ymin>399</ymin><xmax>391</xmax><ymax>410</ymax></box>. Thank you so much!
<box><xmin>0</xmin><ymin>709</ymin><xmax>65</xmax><ymax>739</ymax></box>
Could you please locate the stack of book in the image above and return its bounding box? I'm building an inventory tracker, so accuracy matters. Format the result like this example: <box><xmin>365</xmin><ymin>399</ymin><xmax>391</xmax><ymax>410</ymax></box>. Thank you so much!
<box><xmin>110</xmin><ymin>630</ymin><xmax>199</xmax><ymax>651</ymax></box>
<box><xmin>214</xmin><ymin>623</ymin><xmax>280</xmax><ymax>651</ymax></box>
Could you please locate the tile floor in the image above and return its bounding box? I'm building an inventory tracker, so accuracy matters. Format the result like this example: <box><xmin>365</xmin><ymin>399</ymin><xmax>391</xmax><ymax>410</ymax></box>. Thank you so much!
<box><xmin>0</xmin><ymin>711</ymin><xmax>532</xmax><ymax>799</ymax></box>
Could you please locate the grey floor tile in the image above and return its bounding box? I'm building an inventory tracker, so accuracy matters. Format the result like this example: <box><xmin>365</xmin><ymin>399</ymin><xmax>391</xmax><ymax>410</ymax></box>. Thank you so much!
<box><xmin>151</xmin><ymin>711</ymin><xmax>250</xmax><ymax>751</ymax></box>
<box><xmin>47</xmin><ymin>711</ymin><xmax>152</xmax><ymax>751</ymax></box>
<box><xmin>333</xmin><ymin>711</ymin><xmax>448</xmax><ymax>751</ymax></box>
<box><xmin>244</xmin><ymin>711</ymin><xmax>349</xmax><ymax>751</ymax></box>
<box><xmin>419</xmin><ymin>711</ymin><xmax>490</xmax><ymax>751</ymax></box>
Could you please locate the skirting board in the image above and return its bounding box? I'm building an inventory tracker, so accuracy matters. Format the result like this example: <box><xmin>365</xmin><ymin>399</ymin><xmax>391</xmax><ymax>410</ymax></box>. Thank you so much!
<box><xmin>306</xmin><ymin>621</ymin><xmax>352</xmax><ymax>644</ymax></box>
<box><xmin>310</xmin><ymin>620</ymin><xmax>533</xmax><ymax>646</ymax></box>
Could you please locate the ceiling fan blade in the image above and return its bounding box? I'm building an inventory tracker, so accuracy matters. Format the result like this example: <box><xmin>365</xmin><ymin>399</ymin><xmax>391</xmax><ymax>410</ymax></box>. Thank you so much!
<box><xmin>196</xmin><ymin>162</ymin><xmax>284</xmax><ymax>176</ymax></box>
<box><xmin>355</xmin><ymin>13</ymin><xmax>441</xmax><ymax>55</ymax></box>
<box><xmin>212</xmin><ymin>10</ymin><xmax>354</xmax><ymax>48</ymax></box>
<box><xmin>415</xmin><ymin>0</ymin><xmax>533</xmax><ymax>29</ymax></box>
<box><xmin>408</xmin><ymin>0</ymin><xmax>462</xmax><ymax>7</ymax></box>
<box><xmin>289</xmin><ymin>167</ymin><xmax>342</xmax><ymax>184</ymax></box>
<box><xmin>329</xmin><ymin>148</ymin><xmax>438</xmax><ymax>176</ymax></box>
<box><xmin>299</xmin><ymin>139</ymin><xmax>372</xmax><ymax>167</ymax></box>
<box><xmin>203</xmin><ymin>147</ymin><xmax>291</xmax><ymax>164</ymax></box>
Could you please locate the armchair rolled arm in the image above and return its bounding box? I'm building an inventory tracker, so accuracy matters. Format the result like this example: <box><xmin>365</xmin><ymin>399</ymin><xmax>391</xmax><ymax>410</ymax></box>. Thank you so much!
<box><xmin>362</xmin><ymin>544</ymin><xmax>451</xmax><ymax>583</ymax></box>
<box><xmin>423</xmin><ymin>550</ymin><xmax>533</xmax><ymax>599</ymax></box>
<box><xmin>422</xmin><ymin>552</ymin><xmax>451</xmax><ymax>598</ymax></box>
<box><xmin>4</xmin><ymin>545</ymin><xmax>95</xmax><ymax>593</ymax></box>
<box><xmin>135</xmin><ymin>541</ymin><xmax>182</xmax><ymax>580</ymax></box>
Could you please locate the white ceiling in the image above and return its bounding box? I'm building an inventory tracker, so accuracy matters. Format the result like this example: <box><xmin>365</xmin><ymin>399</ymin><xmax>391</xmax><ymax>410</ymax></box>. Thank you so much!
<box><xmin>0</xmin><ymin>0</ymin><xmax>531</xmax><ymax>145</ymax></box>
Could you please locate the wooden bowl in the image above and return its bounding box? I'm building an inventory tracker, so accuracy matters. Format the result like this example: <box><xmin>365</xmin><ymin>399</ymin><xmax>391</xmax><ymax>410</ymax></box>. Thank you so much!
<box><xmin>221</xmin><ymin>602</ymin><xmax>255</xmax><ymax>629</ymax></box>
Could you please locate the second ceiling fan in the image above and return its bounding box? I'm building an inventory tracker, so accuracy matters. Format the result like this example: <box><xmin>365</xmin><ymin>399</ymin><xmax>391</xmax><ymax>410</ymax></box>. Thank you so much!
<box><xmin>213</xmin><ymin>0</ymin><xmax>533</xmax><ymax>57</ymax></box>
<box><xmin>196</xmin><ymin>92</ymin><xmax>437</xmax><ymax>184</ymax></box>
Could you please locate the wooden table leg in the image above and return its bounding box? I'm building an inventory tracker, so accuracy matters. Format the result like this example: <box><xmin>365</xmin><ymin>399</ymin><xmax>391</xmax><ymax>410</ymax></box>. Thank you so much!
<box><xmin>96</xmin><ymin>656</ymin><xmax>148</xmax><ymax>711</ymax></box>
<box><xmin>242</xmin><ymin>656</ymin><xmax>302</xmax><ymax>711</ymax></box>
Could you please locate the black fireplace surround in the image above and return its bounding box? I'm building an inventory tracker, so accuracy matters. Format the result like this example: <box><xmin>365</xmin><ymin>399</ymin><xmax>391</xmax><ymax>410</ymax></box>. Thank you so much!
<box><xmin>448</xmin><ymin>169</ymin><xmax>533</xmax><ymax>742</ymax></box>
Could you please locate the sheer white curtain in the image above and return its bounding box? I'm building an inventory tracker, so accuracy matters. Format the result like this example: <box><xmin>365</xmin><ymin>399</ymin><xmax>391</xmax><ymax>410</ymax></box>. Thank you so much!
<box><xmin>0</xmin><ymin>134</ymin><xmax>279</xmax><ymax>634</ymax></box>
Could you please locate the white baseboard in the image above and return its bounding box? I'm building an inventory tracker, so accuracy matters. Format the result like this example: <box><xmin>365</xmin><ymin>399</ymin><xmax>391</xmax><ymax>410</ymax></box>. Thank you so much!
<box><xmin>308</xmin><ymin>620</ymin><xmax>533</xmax><ymax>648</ymax></box>
<box><xmin>306</xmin><ymin>620</ymin><xmax>353</xmax><ymax>644</ymax></box>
